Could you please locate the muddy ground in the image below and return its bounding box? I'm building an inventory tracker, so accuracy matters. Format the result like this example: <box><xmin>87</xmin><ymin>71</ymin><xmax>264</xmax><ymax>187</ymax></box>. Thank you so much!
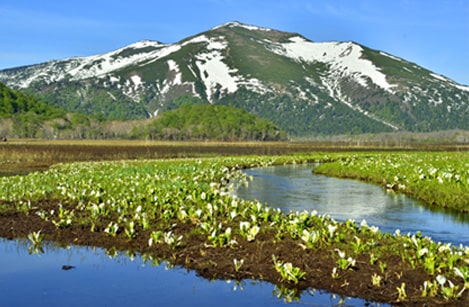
<box><xmin>1</xmin><ymin>199</ymin><xmax>467</xmax><ymax>306</ymax></box>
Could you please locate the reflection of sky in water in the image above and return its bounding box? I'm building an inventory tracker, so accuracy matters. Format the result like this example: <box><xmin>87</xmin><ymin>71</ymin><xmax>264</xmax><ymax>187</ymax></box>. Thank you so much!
<box><xmin>236</xmin><ymin>164</ymin><xmax>469</xmax><ymax>246</ymax></box>
<box><xmin>0</xmin><ymin>239</ymin><xmax>387</xmax><ymax>307</ymax></box>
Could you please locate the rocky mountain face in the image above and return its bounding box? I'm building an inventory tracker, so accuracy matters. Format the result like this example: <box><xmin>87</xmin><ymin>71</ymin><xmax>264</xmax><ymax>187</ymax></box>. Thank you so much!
<box><xmin>1</xmin><ymin>21</ymin><xmax>468</xmax><ymax>136</ymax></box>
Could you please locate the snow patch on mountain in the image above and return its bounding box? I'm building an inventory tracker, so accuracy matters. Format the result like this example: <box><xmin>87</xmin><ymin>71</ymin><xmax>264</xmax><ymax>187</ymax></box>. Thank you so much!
<box><xmin>167</xmin><ymin>60</ymin><xmax>182</xmax><ymax>85</ymax></box>
<box><xmin>270</xmin><ymin>36</ymin><xmax>396</xmax><ymax>92</ymax></box>
<box><xmin>456</xmin><ymin>84</ymin><xmax>469</xmax><ymax>92</ymax></box>
<box><xmin>109</xmin><ymin>76</ymin><xmax>120</xmax><ymax>83</ymax></box>
<box><xmin>184</xmin><ymin>34</ymin><xmax>272</xmax><ymax>99</ymax></box>
<box><xmin>128</xmin><ymin>40</ymin><xmax>166</xmax><ymax>49</ymax></box>
<box><xmin>431</xmin><ymin>73</ymin><xmax>452</xmax><ymax>83</ymax></box>
<box><xmin>130</xmin><ymin>75</ymin><xmax>142</xmax><ymax>87</ymax></box>
<box><xmin>214</xmin><ymin>21</ymin><xmax>272</xmax><ymax>32</ymax></box>
<box><xmin>196</xmin><ymin>52</ymin><xmax>239</xmax><ymax>102</ymax></box>
<box><xmin>238</xmin><ymin>77</ymin><xmax>271</xmax><ymax>95</ymax></box>
<box><xmin>192</xmin><ymin>36</ymin><xmax>240</xmax><ymax>102</ymax></box>
<box><xmin>66</xmin><ymin>41</ymin><xmax>167</xmax><ymax>81</ymax></box>
<box><xmin>157</xmin><ymin>59</ymin><xmax>187</xmax><ymax>97</ymax></box>
<box><xmin>379</xmin><ymin>51</ymin><xmax>403</xmax><ymax>62</ymax></box>
<box><xmin>4</xmin><ymin>40</ymin><xmax>174</xmax><ymax>88</ymax></box>
<box><xmin>107</xmin><ymin>92</ymin><xmax>117</xmax><ymax>101</ymax></box>
<box><xmin>431</xmin><ymin>73</ymin><xmax>469</xmax><ymax>92</ymax></box>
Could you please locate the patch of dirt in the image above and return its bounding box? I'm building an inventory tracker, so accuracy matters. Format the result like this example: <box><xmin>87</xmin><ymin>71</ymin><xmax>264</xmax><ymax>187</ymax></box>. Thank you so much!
<box><xmin>1</xmin><ymin>200</ymin><xmax>467</xmax><ymax>306</ymax></box>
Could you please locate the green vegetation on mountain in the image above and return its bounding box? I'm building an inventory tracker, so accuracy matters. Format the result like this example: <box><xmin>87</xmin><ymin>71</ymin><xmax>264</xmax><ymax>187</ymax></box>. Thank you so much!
<box><xmin>0</xmin><ymin>82</ymin><xmax>67</xmax><ymax>137</ymax></box>
<box><xmin>31</xmin><ymin>81</ymin><xmax>149</xmax><ymax>120</ymax></box>
<box><xmin>219</xmin><ymin>88</ymin><xmax>395</xmax><ymax>136</ymax></box>
<box><xmin>133</xmin><ymin>103</ymin><xmax>285</xmax><ymax>141</ymax></box>
<box><xmin>0</xmin><ymin>82</ymin><xmax>64</xmax><ymax>119</ymax></box>
<box><xmin>212</xmin><ymin>26</ymin><xmax>307</xmax><ymax>84</ymax></box>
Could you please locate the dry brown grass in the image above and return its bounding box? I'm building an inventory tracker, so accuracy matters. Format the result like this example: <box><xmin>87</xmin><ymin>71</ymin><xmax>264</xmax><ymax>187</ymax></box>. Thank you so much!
<box><xmin>1</xmin><ymin>138</ymin><xmax>467</xmax><ymax>176</ymax></box>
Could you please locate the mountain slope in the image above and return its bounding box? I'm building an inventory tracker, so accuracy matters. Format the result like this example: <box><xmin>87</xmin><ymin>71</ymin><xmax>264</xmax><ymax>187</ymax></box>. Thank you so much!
<box><xmin>0</xmin><ymin>82</ymin><xmax>64</xmax><ymax>118</ymax></box>
<box><xmin>1</xmin><ymin>21</ymin><xmax>468</xmax><ymax>136</ymax></box>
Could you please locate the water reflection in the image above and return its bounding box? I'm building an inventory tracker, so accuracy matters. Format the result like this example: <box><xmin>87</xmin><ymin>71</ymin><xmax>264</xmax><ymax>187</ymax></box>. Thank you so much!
<box><xmin>0</xmin><ymin>238</ymin><xmax>387</xmax><ymax>307</ymax></box>
<box><xmin>236</xmin><ymin>164</ymin><xmax>469</xmax><ymax>246</ymax></box>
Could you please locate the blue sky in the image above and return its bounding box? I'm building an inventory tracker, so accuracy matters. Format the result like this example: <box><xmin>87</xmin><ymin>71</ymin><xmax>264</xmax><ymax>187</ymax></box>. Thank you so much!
<box><xmin>1</xmin><ymin>0</ymin><xmax>468</xmax><ymax>85</ymax></box>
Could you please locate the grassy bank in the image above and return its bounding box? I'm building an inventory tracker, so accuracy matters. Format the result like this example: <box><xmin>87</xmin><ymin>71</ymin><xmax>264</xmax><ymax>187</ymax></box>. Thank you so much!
<box><xmin>313</xmin><ymin>152</ymin><xmax>469</xmax><ymax>213</ymax></box>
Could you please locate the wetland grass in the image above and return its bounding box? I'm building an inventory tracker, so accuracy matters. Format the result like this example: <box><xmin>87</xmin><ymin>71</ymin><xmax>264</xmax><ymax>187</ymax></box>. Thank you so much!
<box><xmin>313</xmin><ymin>152</ymin><xmax>469</xmax><ymax>213</ymax></box>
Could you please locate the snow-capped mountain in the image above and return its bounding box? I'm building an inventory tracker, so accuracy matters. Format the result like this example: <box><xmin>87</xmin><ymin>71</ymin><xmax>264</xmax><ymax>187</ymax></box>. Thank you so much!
<box><xmin>1</xmin><ymin>21</ymin><xmax>468</xmax><ymax>135</ymax></box>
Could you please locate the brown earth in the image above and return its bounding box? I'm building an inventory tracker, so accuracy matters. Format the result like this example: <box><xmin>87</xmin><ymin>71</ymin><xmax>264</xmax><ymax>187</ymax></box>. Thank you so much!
<box><xmin>2</xmin><ymin>140</ymin><xmax>467</xmax><ymax>175</ymax></box>
<box><xmin>1</xmin><ymin>199</ymin><xmax>467</xmax><ymax>306</ymax></box>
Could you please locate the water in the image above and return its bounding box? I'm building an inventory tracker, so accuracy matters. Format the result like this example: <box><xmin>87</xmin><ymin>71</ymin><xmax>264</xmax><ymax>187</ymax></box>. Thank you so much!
<box><xmin>0</xmin><ymin>239</ymin><xmax>383</xmax><ymax>307</ymax></box>
<box><xmin>236</xmin><ymin>164</ymin><xmax>469</xmax><ymax>246</ymax></box>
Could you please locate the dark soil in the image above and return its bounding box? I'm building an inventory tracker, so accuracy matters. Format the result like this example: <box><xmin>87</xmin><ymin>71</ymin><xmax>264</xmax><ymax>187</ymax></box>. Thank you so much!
<box><xmin>1</xmin><ymin>199</ymin><xmax>467</xmax><ymax>306</ymax></box>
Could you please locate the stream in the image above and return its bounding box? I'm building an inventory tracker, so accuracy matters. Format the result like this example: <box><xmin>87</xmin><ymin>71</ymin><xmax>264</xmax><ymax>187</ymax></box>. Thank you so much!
<box><xmin>235</xmin><ymin>164</ymin><xmax>469</xmax><ymax>246</ymax></box>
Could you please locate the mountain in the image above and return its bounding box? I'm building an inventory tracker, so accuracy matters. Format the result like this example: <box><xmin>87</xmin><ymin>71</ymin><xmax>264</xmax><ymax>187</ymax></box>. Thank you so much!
<box><xmin>1</xmin><ymin>21</ymin><xmax>468</xmax><ymax>136</ymax></box>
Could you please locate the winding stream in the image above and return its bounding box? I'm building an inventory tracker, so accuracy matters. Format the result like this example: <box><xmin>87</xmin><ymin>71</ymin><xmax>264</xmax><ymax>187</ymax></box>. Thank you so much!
<box><xmin>235</xmin><ymin>164</ymin><xmax>469</xmax><ymax>246</ymax></box>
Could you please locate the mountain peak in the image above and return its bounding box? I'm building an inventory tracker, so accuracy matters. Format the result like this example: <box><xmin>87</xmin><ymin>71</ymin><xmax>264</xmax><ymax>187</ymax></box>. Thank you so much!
<box><xmin>212</xmin><ymin>21</ymin><xmax>274</xmax><ymax>32</ymax></box>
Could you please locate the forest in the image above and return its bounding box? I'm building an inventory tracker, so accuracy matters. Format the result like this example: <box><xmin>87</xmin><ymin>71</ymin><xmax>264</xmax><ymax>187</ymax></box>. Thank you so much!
<box><xmin>132</xmin><ymin>103</ymin><xmax>286</xmax><ymax>141</ymax></box>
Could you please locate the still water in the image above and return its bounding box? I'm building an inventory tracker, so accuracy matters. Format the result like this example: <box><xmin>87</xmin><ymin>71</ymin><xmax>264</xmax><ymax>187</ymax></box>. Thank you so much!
<box><xmin>0</xmin><ymin>239</ymin><xmax>382</xmax><ymax>307</ymax></box>
<box><xmin>236</xmin><ymin>164</ymin><xmax>469</xmax><ymax>246</ymax></box>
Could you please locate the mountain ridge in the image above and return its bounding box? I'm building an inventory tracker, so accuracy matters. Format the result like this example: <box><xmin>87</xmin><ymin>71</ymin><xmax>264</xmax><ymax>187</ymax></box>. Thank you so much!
<box><xmin>1</xmin><ymin>21</ymin><xmax>468</xmax><ymax>136</ymax></box>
